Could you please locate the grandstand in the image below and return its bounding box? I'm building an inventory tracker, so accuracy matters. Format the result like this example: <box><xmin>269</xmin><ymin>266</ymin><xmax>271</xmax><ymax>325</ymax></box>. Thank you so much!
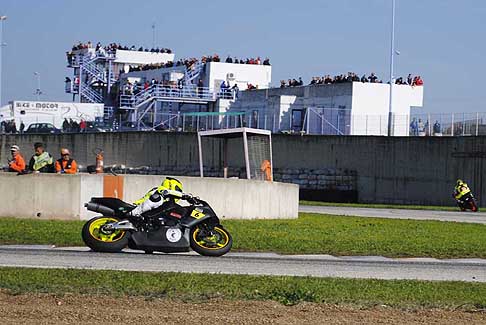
<box><xmin>63</xmin><ymin>41</ymin><xmax>424</xmax><ymax>136</ymax></box>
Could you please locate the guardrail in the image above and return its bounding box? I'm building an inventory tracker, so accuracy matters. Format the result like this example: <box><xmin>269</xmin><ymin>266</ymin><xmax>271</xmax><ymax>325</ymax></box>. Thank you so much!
<box><xmin>119</xmin><ymin>85</ymin><xmax>223</xmax><ymax>108</ymax></box>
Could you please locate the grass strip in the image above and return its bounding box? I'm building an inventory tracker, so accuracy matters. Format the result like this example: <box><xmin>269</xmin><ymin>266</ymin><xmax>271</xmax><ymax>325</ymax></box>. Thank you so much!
<box><xmin>1</xmin><ymin>214</ymin><xmax>486</xmax><ymax>258</ymax></box>
<box><xmin>1</xmin><ymin>267</ymin><xmax>486</xmax><ymax>309</ymax></box>
<box><xmin>300</xmin><ymin>200</ymin><xmax>458</xmax><ymax>211</ymax></box>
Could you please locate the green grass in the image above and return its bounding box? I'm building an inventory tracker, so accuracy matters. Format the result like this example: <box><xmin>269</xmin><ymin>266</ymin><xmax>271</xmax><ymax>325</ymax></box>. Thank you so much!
<box><xmin>300</xmin><ymin>200</ymin><xmax>458</xmax><ymax>211</ymax></box>
<box><xmin>1</xmin><ymin>267</ymin><xmax>486</xmax><ymax>309</ymax></box>
<box><xmin>1</xmin><ymin>214</ymin><xmax>486</xmax><ymax>258</ymax></box>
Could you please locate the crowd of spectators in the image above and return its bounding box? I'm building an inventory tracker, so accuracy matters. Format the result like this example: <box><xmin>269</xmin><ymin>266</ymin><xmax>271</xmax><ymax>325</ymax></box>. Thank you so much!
<box><xmin>67</xmin><ymin>41</ymin><xmax>172</xmax><ymax>66</ymax></box>
<box><xmin>71</xmin><ymin>41</ymin><xmax>172</xmax><ymax>54</ymax></box>
<box><xmin>0</xmin><ymin>120</ymin><xmax>25</xmax><ymax>134</ymax></box>
<box><xmin>126</xmin><ymin>54</ymin><xmax>270</xmax><ymax>73</ymax></box>
<box><xmin>280</xmin><ymin>72</ymin><xmax>423</xmax><ymax>88</ymax></box>
<box><xmin>62</xmin><ymin>118</ymin><xmax>87</xmax><ymax>133</ymax></box>
<box><xmin>410</xmin><ymin>118</ymin><xmax>442</xmax><ymax>136</ymax></box>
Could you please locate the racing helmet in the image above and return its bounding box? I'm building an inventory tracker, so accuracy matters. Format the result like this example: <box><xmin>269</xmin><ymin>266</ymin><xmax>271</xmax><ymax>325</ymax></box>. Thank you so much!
<box><xmin>161</xmin><ymin>177</ymin><xmax>183</xmax><ymax>193</ymax></box>
<box><xmin>456</xmin><ymin>179</ymin><xmax>464</xmax><ymax>186</ymax></box>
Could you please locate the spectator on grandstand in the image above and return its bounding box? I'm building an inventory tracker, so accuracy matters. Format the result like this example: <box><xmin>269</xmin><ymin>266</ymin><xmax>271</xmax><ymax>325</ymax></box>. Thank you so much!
<box><xmin>55</xmin><ymin>148</ymin><xmax>78</xmax><ymax>174</ymax></box>
<box><xmin>395</xmin><ymin>77</ymin><xmax>404</xmax><ymax>84</ymax></box>
<box><xmin>19</xmin><ymin>121</ymin><xmax>25</xmax><ymax>134</ymax></box>
<box><xmin>231</xmin><ymin>83</ymin><xmax>239</xmax><ymax>99</ymax></box>
<box><xmin>225</xmin><ymin>56</ymin><xmax>233</xmax><ymax>63</ymax></box>
<box><xmin>280</xmin><ymin>80</ymin><xmax>286</xmax><ymax>88</ymax></box>
<box><xmin>8</xmin><ymin>145</ymin><xmax>26</xmax><ymax>173</ymax></box>
<box><xmin>433</xmin><ymin>120</ymin><xmax>442</xmax><ymax>136</ymax></box>
<box><xmin>417</xmin><ymin>119</ymin><xmax>425</xmax><ymax>136</ymax></box>
<box><xmin>368</xmin><ymin>72</ymin><xmax>378</xmax><ymax>83</ymax></box>
<box><xmin>28</xmin><ymin>142</ymin><xmax>54</xmax><ymax>173</ymax></box>
<box><xmin>407</xmin><ymin>74</ymin><xmax>413</xmax><ymax>85</ymax></box>
<box><xmin>360</xmin><ymin>74</ymin><xmax>368</xmax><ymax>83</ymax></box>
<box><xmin>413</xmin><ymin>76</ymin><xmax>424</xmax><ymax>86</ymax></box>
<box><xmin>410</xmin><ymin>118</ymin><xmax>418</xmax><ymax>136</ymax></box>
<box><xmin>197</xmin><ymin>79</ymin><xmax>204</xmax><ymax>97</ymax></box>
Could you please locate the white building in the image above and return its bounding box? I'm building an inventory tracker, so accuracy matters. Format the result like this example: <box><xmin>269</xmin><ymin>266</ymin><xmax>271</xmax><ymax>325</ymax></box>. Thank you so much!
<box><xmin>223</xmin><ymin>82</ymin><xmax>424</xmax><ymax>136</ymax></box>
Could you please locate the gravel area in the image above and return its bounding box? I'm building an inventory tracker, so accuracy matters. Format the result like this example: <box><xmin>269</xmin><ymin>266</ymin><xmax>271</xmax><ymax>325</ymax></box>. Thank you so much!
<box><xmin>1</xmin><ymin>291</ymin><xmax>485</xmax><ymax>324</ymax></box>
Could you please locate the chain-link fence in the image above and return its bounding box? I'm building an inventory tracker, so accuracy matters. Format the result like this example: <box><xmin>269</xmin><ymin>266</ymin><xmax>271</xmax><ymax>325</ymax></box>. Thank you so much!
<box><xmin>3</xmin><ymin>107</ymin><xmax>486</xmax><ymax>136</ymax></box>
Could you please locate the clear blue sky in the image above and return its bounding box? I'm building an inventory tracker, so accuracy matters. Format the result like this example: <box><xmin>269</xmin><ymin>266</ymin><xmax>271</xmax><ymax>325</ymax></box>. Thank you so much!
<box><xmin>1</xmin><ymin>0</ymin><xmax>485</xmax><ymax>113</ymax></box>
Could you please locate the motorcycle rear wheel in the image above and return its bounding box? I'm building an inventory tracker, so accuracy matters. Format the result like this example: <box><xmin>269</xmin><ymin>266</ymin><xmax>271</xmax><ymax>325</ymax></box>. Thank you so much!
<box><xmin>82</xmin><ymin>216</ymin><xmax>129</xmax><ymax>253</ymax></box>
<box><xmin>190</xmin><ymin>225</ymin><xmax>232</xmax><ymax>257</ymax></box>
<box><xmin>470</xmin><ymin>201</ymin><xmax>479</xmax><ymax>212</ymax></box>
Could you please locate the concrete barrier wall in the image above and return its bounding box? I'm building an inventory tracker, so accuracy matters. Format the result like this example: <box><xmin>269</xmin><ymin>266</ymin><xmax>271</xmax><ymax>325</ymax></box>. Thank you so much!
<box><xmin>1</xmin><ymin>133</ymin><xmax>485</xmax><ymax>206</ymax></box>
<box><xmin>0</xmin><ymin>173</ymin><xmax>298</xmax><ymax>220</ymax></box>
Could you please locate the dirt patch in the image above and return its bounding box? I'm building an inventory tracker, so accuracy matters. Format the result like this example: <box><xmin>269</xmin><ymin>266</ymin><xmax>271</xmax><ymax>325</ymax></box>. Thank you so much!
<box><xmin>0</xmin><ymin>291</ymin><xmax>485</xmax><ymax>325</ymax></box>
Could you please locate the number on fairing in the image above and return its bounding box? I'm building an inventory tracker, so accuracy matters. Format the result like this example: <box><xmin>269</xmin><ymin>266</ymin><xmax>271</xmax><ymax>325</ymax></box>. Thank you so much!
<box><xmin>191</xmin><ymin>210</ymin><xmax>205</xmax><ymax>219</ymax></box>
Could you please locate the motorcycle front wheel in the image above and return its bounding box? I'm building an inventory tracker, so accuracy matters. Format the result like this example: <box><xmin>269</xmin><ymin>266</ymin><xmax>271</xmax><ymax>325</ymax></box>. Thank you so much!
<box><xmin>81</xmin><ymin>216</ymin><xmax>129</xmax><ymax>253</ymax></box>
<box><xmin>190</xmin><ymin>224</ymin><xmax>232</xmax><ymax>257</ymax></box>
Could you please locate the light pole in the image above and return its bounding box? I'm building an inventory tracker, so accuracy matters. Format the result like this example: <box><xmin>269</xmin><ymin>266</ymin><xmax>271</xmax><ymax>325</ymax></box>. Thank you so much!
<box><xmin>34</xmin><ymin>72</ymin><xmax>42</xmax><ymax>100</ymax></box>
<box><xmin>387</xmin><ymin>0</ymin><xmax>396</xmax><ymax>136</ymax></box>
<box><xmin>151</xmin><ymin>22</ymin><xmax>156</xmax><ymax>49</ymax></box>
<box><xmin>0</xmin><ymin>15</ymin><xmax>7</xmax><ymax>107</ymax></box>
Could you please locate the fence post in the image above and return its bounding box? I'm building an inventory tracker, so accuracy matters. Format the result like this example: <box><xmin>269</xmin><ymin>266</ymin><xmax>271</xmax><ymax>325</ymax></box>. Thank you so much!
<box><xmin>306</xmin><ymin>108</ymin><xmax>310</xmax><ymax>134</ymax></box>
<box><xmin>451</xmin><ymin>113</ymin><xmax>454</xmax><ymax>136</ymax></box>
<box><xmin>463</xmin><ymin>112</ymin><xmax>465</xmax><ymax>136</ymax></box>
<box><xmin>366</xmin><ymin>115</ymin><xmax>368</xmax><ymax>136</ymax></box>
<box><xmin>476</xmin><ymin>112</ymin><xmax>479</xmax><ymax>136</ymax></box>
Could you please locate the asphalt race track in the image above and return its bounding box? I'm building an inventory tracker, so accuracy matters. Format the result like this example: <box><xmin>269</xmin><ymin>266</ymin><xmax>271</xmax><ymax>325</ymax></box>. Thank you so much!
<box><xmin>1</xmin><ymin>245</ymin><xmax>485</xmax><ymax>282</ymax></box>
<box><xmin>300</xmin><ymin>205</ymin><xmax>486</xmax><ymax>224</ymax></box>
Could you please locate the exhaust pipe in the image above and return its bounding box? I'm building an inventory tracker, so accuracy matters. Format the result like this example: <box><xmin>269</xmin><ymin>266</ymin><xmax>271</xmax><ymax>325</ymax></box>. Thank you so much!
<box><xmin>108</xmin><ymin>220</ymin><xmax>137</xmax><ymax>231</ymax></box>
<box><xmin>84</xmin><ymin>202</ymin><xmax>115</xmax><ymax>216</ymax></box>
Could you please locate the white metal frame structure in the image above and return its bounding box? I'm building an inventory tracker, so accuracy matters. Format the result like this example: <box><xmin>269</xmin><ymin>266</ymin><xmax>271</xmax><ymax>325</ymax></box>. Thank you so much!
<box><xmin>197</xmin><ymin>128</ymin><xmax>272</xmax><ymax>180</ymax></box>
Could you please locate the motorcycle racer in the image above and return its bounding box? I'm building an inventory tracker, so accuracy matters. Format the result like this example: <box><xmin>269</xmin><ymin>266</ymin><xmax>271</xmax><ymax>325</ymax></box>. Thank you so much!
<box><xmin>129</xmin><ymin>177</ymin><xmax>184</xmax><ymax>218</ymax></box>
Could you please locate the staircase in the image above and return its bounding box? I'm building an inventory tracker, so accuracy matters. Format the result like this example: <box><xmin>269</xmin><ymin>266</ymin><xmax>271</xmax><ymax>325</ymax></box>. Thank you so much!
<box><xmin>184</xmin><ymin>61</ymin><xmax>205</xmax><ymax>86</ymax></box>
<box><xmin>79</xmin><ymin>56</ymin><xmax>116</xmax><ymax>103</ymax></box>
<box><xmin>80</xmin><ymin>82</ymin><xmax>104</xmax><ymax>103</ymax></box>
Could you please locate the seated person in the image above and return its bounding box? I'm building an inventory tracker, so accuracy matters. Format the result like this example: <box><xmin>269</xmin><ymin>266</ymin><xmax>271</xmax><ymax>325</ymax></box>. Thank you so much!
<box><xmin>55</xmin><ymin>148</ymin><xmax>78</xmax><ymax>174</ymax></box>
<box><xmin>28</xmin><ymin>142</ymin><xmax>54</xmax><ymax>173</ymax></box>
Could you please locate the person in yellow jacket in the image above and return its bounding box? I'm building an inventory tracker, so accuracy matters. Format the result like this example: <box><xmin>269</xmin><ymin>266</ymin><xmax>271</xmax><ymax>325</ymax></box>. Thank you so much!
<box><xmin>28</xmin><ymin>142</ymin><xmax>54</xmax><ymax>173</ymax></box>
<box><xmin>454</xmin><ymin>179</ymin><xmax>471</xmax><ymax>200</ymax></box>
<box><xmin>453</xmin><ymin>179</ymin><xmax>478</xmax><ymax>211</ymax></box>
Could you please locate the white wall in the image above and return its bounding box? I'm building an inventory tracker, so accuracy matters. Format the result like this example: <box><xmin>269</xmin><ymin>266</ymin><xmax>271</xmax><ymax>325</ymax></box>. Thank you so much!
<box><xmin>114</xmin><ymin>50</ymin><xmax>174</xmax><ymax>65</ymax></box>
<box><xmin>351</xmin><ymin>83</ymin><xmax>424</xmax><ymax>136</ymax></box>
<box><xmin>206</xmin><ymin>62</ymin><xmax>272</xmax><ymax>92</ymax></box>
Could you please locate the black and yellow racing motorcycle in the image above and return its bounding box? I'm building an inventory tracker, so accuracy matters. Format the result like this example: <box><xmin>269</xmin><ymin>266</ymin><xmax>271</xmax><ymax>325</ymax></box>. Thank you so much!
<box><xmin>81</xmin><ymin>193</ymin><xmax>232</xmax><ymax>256</ymax></box>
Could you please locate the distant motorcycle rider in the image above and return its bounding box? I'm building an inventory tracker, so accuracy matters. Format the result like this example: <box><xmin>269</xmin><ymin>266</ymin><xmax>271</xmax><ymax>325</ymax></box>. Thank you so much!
<box><xmin>454</xmin><ymin>179</ymin><xmax>471</xmax><ymax>201</ymax></box>
<box><xmin>130</xmin><ymin>177</ymin><xmax>185</xmax><ymax>218</ymax></box>
<box><xmin>453</xmin><ymin>179</ymin><xmax>478</xmax><ymax>211</ymax></box>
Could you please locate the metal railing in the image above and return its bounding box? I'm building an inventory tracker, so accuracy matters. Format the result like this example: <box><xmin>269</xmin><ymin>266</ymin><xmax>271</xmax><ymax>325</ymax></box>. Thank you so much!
<box><xmin>119</xmin><ymin>85</ymin><xmax>221</xmax><ymax>108</ymax></box>
<box><xmin>184</xmin><ymin>61</ymin><xmax>204</xmax><ymax>85</ymax></box>
<box><xmin>80</xmin><ymin>83</ymin><xmax>103</xmax><ymax>103</ymax></box>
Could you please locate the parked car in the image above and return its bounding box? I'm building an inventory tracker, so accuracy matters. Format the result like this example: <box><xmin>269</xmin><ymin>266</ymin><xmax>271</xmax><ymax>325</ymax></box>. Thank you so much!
<box><xmin>85</xmin><ymin>121</ymin><xmax>113</xmax><ymax>133</ymax></box>
<box><xmin>24</xmin><ymin>123</ymin><xmax>61</xmax><ymax>134</ymax></box>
